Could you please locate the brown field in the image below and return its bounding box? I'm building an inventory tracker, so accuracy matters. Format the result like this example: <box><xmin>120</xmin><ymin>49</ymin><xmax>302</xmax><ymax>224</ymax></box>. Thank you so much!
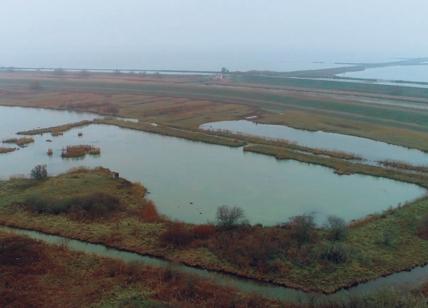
<box><xmin>0</xmin><ymin>231</ymin><xmax>281</xmax><ymax>307</ymax></box>
<box><xmin>1</xmin><ymin>71</ymin><xmax>428</xmax><ymax>152</ymax></box>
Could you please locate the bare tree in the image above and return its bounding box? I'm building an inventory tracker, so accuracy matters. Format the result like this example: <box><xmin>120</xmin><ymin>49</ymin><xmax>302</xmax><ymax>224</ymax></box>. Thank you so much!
<box><xmin>216</xmin><ymin>205</ymin><xmax>246</xmax><ymax>229</ymax></box>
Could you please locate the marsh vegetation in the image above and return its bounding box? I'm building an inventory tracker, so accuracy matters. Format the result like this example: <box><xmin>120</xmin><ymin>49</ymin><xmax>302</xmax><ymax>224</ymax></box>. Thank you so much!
<box><xmin>61</xmin><ymin>145</ymin><xmax>101</xmax><ymax>158</ymax></box>
<box><xmin>1</xmin><ymin>167</ymin><xmax>428</xmax><ymax>295</ymax></box>
<box><xmin>2</xmin><ymin>137</ymin><xmax>34</xmax><ymax>146</ymax></box>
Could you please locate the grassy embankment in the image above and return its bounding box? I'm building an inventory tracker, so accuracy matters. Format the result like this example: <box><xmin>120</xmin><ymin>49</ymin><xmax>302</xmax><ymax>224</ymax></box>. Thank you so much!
<box><xmin>0</xmin><ymin>231</ymin><xmax>279</xmax><ymax>307</ymax></box>
<box><xmin>2</xmin><ymin>168</ymin><xmax>428</xmax><ymax>294</ymax></box>
<box><xmin>18</xmin><ymin>117</ymin><xmax>361</xmax><ymax>160</ymax></box>
<box><xmin>243</xmin><ymin>144</ymin><xmax>428</xmax><ymax>187</ymax></box>
<box><xmin>3</xmin><ymin>231</ymin><xmax>427</xmax><ymax>308</ymax></box>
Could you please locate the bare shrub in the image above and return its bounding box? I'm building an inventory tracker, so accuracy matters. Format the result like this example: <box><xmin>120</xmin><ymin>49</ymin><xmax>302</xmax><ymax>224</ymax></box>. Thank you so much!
<box><xmin>281</xmin><ymin>214</ymin><xmax>317</xmax><ymax>247</ymax></box>
<box><xmin>160</xmin><ymin>223</ymin><xmax>193</xmax><ymax>247</ymax></box>
<box><xmin>138</xmin><ymin>200</ymin><xmax>160</xmax><ymax>222</ymax></box>
<box><xmin>325</xmin><ymin>216</ymin><xmax>348</xmax><ymax>241</ymax></box>
<box><xmin>216</xmin><ymin>205</ymin><xmax>246</xmax><ymax>229</ymax></box>
<box><xmin>192</xmin><ymin>224</ymin><xmax>216</xmax><ymax>240</ymax></box>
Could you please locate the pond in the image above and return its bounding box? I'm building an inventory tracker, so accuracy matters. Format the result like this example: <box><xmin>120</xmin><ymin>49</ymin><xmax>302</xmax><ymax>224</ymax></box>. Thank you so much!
<box><xmin>0</xmin><ymin>106</ymin><xmax>425</xmax><ymax>225</ymax></box>
<box><xmin>201</xmin><ymin>120</ymin><xmax>428</xmax><ymax>166</ymax></box>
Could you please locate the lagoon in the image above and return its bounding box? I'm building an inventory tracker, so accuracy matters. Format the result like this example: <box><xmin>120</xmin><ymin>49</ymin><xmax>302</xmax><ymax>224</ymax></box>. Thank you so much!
<box><xmin>0</xmin><ymin>106</ymin><xmax>425</xmax><ymax>225</ymax></box>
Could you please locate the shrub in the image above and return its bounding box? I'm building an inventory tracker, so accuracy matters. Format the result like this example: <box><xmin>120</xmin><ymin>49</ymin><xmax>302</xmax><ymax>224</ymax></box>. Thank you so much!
<box><xmin>211</xmin><ymin>228</ymin><xmax>288</xmax><ymax>272</ymax></box>
<box><xmin>319</xmin><ymin>242</ymin><xmax>349</xmax><ymax>264</ymax></box>
<box><xmin>417</xmin><ymin>214</ymin><xmax>428</xmax><ymax>240</ymax></box>
<box><xmin>24</xmin><ymin>194</ymin><xmax>67</xmax><ymax>215</ymax></box>
<box><xmin>23</xmin><ymin>192</ymin><xmax>121</xmax><ymax>219</ymax></box>
<box><xmin>0</xmin><ymin>237</ymin><xmax>41</xmax><ymax>266</ymax></box>
<box><xmin>325</xmin><ymin>216</ymin><xmax>348</xmax><ymax>241</ymax></box>
<box><xmin>67</xmin><ymin>193</ymin><xmax>121</xmax><ymax>219</ymax></box>
<box><xmin>138</xmin><ymin>200</ymin><xmax>160</xmax><ymax>222</ymax></box>
<box><xmin>378</xmin><ymin>228</ymin><xmax>399</xmax><ymax>247</ymax></box>
<box><xmin>192</xmin><ymin>224</ymin><xmax>216</xmax><ymax>240</ymax></box>
<box><xmin>160</xmin><ymin>223</ymin><xmax>193</xmax><ymax>247</ymax></box>
<box><xmin>30</xmin><ymin>165</ymin><xmax>48</xmax><ymax>180</ymax></box>
<box><xmin>216</xmin><ymin>205</ymin><xmax>246</xmax><ymax>229</ymax></box>
<box><xmin>281</xmin><ymin>214</ymin><xmax>317</xmax><ymax>247</ymax></box>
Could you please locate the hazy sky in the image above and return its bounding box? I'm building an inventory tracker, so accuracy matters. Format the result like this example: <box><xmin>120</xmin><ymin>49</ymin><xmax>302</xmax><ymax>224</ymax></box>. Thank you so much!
<box><xmin>1</xmin><ymin>0</ymin><xmax>428</xmax><ymax>70</ymax></box>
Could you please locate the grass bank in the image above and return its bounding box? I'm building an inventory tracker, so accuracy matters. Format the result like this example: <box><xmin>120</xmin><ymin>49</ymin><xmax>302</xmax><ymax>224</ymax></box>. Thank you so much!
<box><xmin>0</xmin><ymin>231</ymin><xmax>279</xmax><ymax>307</ymax></box>
<box><xmin>2</xmin><ymin>168</ymin><xmax>428</xmax><ymax>294</ymax></box>
<box><xmin>244</xmin><ymin>144</ymin><xmax>428</xmax><ymax>188</ymax></box>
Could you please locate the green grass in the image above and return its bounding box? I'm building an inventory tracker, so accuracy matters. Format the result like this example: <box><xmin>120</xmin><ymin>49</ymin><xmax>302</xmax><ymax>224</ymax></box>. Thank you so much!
<box><xmin>231</xmin><ymin>73</ymin><xmax>428</xmax><ymax>100</ymax></box>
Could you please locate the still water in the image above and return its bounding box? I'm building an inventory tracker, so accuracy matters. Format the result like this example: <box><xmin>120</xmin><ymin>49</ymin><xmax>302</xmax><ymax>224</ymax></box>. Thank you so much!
<box><xmin>338</xmin><ymin>65</ymin><xmax>428</xmax><ymax>83</ymax></box>
<box><xmin>201</xmin><ymin>120</ymin><xmax>428</xmax><ymax>166</ymax></box>
<box><xmin>0</xmin><ymin>106</ymin><xmax>425</xmax><ymax>225</ymax></box>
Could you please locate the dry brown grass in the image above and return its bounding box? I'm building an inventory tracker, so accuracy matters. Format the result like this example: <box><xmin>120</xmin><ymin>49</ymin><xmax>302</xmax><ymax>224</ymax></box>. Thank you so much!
<box><xmin>0</xmin><ymin>147</ymin><xmax>15</xmax><ymax>154</ymax></box>
<box><xmin>61</xmin><ymin>145</ymin><xmax>101</xmax><ymax>158</ymax></box>
<box><xmin>0</xmin><ymin>232</ymin><xmax>282</xmax><ymax>307</ymax></box>
<box><xmin>2</xmin><ymin>137</ymin><xmax>34</xmax><ymax>146</ymax></box>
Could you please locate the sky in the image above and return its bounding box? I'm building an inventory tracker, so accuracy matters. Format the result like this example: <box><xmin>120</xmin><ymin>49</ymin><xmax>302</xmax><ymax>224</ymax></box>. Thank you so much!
<box><xmin>1</xmin><ymin>0</ymin><xmax>428</xmax><ymax>70</ymax></box>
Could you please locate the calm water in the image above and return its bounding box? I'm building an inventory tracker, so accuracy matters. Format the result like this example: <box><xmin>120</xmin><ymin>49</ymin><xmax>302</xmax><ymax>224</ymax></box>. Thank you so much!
<box><xmin>0</xmin><ymin>107</ymin><xmax>425</xmax><ymax>225</ymax></box>
<box><xmin>2</xmin><ymin>224</ymin><xmax>428</xmax><ymax>303</ymax></box>
<box><xmin>0</xmin><ymin>106</ymin><xmax>98</xmax><ymax>137</ymax></box>
<box><xmin>338</xmin><ymin>65</ymin><xmax>428</xmax><ymax>83</ymax></box>
<box><xmin>201</xmin><ymin>120</ymin><xmax>428</xmax><ymax>166</ymax></box>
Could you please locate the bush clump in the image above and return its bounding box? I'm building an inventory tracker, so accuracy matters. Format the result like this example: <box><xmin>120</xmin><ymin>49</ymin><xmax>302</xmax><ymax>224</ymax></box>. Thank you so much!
<box><xmin>325</xmin><ymin>216</ymin><xmax>348</xmax><ymax>241</ymax></box>
<box><xmin>318</xmin><ymin>242</ymin><xmax>350</xmax><ymax>264</ymax></box>
<box><xmin>192</xmin><ymin>224</ymin><xmax>216</xmax><ymax>240</ymax></box>
<box><xmin>160</xmin><ymin>223</ymin><xmax>193</xmax><ymax>247</ymax></box>
<box><xmin>137</xmin><ymin>200</ymin><xmax>160</xmax><ymax>222</ymax></box>
<box><xmin>23</xmin><ymin>192</ymin><xmax>121</xmax><ymax>220</ymax></box>
<box><xmin>30</xmin><ymin>165</ymin><xmax>48</xmax><ymax>180</ymax></box>
<box><xmin>281</xmin><ymin>214</ymin><xmax>318</xmax><ymax>247</ymax></box>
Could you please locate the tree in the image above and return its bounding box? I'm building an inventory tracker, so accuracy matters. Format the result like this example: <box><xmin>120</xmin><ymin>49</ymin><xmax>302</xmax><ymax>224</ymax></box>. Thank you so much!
<box><xmin>216</xmin><ymin>205</ymin><xmax>246</xmax><ymax>229</ymax></box>
<box><xmin>325</xmin><ymin>216</ymin><xmax>348</xmax><ymax>241</ymax></box>
<box><xmin>221</xmin><ymin>67</ymin><xmax>230</xmax><ymax>74</ymax></box>
<box><xmin>31</xmin><ymin>165</ymin><xmax>48</xmax><ymax>180</ymax></box>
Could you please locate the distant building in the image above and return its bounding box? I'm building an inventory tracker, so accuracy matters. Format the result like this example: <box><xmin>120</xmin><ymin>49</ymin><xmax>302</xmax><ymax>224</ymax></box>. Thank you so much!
<box><xmin>214</xmin><ymin>73</ymin><xmax>224</xmax><ymax>80</ymax></box>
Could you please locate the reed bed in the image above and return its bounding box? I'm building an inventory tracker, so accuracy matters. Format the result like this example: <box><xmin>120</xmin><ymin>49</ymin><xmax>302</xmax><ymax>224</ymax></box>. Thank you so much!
<box><xmin>61</xmin><ymin>145</ymin><xmax>101</xmax><ymax>158</ymax></box>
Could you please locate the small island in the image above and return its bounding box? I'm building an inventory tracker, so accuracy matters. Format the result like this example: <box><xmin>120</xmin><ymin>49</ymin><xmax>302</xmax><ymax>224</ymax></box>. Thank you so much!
<box><xmin>2</xmin><ymin>137</ymin><xmax>34</xmax><ymax>147</ymax></box>
<box><xmin>0</xmin><ymin>147</ymin><xmax>16</xmax><ymax>154</ymax></box>
<box><xmin>61</xmin><ymin>145</ymin><xmax>101</xmax><ymax>158</ymax></box>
